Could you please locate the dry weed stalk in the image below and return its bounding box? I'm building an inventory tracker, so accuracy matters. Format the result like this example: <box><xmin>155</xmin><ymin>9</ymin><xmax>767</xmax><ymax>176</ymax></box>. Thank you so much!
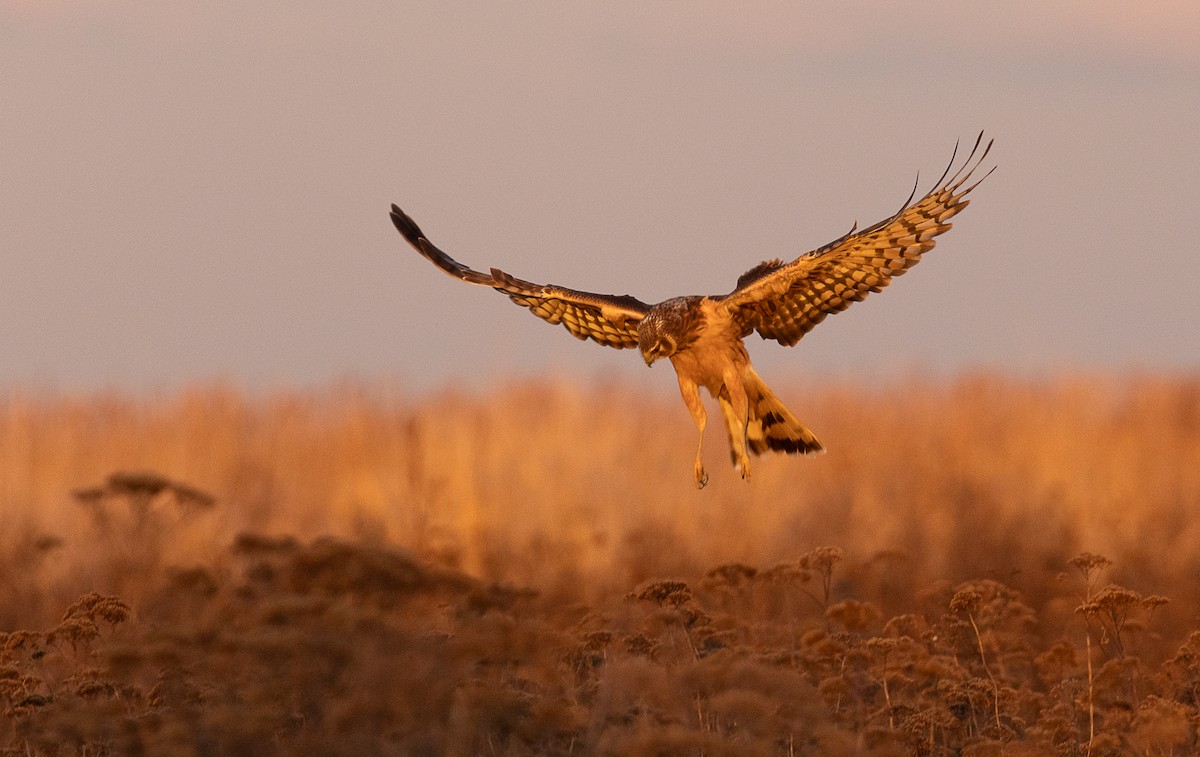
<box><xmin>1071</xmin><ymin>551</ymin><xmax>1110</xmax><ymax>755</ymax></box>
<box><xmin>949</xmin><ymin>589</ymin><xmax>1002</xmax><ymax>732</ymax></box>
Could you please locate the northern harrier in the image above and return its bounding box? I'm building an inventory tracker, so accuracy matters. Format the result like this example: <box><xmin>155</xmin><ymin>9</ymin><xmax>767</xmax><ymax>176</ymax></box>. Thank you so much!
<box><xmin>391</xmin><ymin>134</ymin><xmax>993</xmax><ymax>488</ymax></box>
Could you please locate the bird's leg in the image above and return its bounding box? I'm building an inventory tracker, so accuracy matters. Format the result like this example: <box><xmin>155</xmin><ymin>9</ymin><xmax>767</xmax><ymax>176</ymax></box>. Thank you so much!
<box><xmin>723</xmin><ymin>371</ymin><xmax>752</xmax><ymax>481</ymax></box>
<box><xmin>677</xmin><ymin>375</ymin><xmax>708</xmax><ymax>488</ymax></box>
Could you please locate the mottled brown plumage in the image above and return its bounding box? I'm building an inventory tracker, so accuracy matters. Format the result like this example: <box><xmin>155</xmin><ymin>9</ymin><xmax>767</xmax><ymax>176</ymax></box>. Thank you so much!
<box><xmin>390</xmin><ymin>134</ymin><xmax>993</xmax><ymax>487</ymax></box>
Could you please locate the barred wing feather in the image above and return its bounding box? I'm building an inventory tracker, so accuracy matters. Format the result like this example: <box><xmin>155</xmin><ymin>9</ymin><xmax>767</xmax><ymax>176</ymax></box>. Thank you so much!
<box><xmin>721</xmin><ymin>134</ymin><xmax>994</xmax><ymax>346</ymax></box>
<box><xmin>389</xmin><ymin>205</ymin><xmax>649</xmax><ymax>349</ymax></box>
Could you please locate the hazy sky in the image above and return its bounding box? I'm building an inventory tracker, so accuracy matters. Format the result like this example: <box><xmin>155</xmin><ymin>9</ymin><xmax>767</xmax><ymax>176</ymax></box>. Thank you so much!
<box><xmin>3</xmin><ymin>1</ymin><xmax>1198</xmax><ymax>393</ymax></box>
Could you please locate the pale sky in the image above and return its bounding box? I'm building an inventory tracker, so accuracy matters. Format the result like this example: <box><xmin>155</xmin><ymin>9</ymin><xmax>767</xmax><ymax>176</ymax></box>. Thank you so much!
<box><xmin>3</xmin><ymin>1</ymin><xmax>1198</xmax><ymax>392</ymax></box>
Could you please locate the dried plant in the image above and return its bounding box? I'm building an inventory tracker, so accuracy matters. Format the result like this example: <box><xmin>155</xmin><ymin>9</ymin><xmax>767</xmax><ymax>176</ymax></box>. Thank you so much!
<box><xmin>0</xmin><ymin>376</ymin><xmax>1197</xmax><ymax>753</ymax></box>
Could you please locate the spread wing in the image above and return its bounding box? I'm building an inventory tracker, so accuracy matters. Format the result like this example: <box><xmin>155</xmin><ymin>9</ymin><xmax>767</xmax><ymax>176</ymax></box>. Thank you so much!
<box><xmin>389</xmin><ymin>205</ymin><xmax>651</xmax><ymax>349</ymax></box>
<box><xmin>719</xmin><ymin>133</ymin><xmax>995</xmax><ymax>346</ymax></box>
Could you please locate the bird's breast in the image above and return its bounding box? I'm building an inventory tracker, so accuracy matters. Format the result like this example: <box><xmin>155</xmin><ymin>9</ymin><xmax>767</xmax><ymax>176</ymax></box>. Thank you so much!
<box><xmin>668</xmin><ymin>299</ymin><xmax>751</xmax><ymax>395</ymax></box>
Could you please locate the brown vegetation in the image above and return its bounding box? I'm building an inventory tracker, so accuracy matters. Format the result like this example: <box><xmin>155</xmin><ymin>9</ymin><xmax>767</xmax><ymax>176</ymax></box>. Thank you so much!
<box><xmin>1</xmin><ymin>374</ymin><xmax>1198</xmax><ymax>754</ymax></box>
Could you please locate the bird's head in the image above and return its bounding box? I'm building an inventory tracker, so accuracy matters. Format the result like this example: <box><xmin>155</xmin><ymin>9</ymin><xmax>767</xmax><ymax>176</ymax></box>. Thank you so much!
<box><xmin>639</xmin><ymin>335</ymin><xmax>678</xmax><ymax>366</ymax></box>
<box><xmin>637</xmin><ymin>315</ymin><xmax>679</xmax><ymax>367</ymax></box>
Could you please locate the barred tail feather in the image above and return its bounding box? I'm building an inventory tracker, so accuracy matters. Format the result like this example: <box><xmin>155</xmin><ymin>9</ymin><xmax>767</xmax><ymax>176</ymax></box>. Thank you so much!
<box><xmin>718</xmin><ymin>369</ymin><xmax>824</xmax><ymax>465</ymax></box>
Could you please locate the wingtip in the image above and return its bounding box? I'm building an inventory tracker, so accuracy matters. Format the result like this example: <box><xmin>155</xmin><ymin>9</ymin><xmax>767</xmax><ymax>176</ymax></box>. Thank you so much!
<box><xmin>388</xmin><ymin>203</ymin><xmax>427</xmax><ymax>247</ymax></box>
<box><xmin>388</xmin><ymin>203</ymin><xmax>406</xmax><ymax>225</ymax></box>
<box><xmin>388</xmin><ymin>203</ymin><xmax>408</xmax><ymax>225</ymax></box>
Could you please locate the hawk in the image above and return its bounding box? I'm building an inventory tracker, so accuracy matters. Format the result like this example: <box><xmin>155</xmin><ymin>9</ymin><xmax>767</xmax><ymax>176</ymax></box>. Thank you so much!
<box><xmin>390</xmin><ymin>134</ymin><xmax>993</xmax><ymax>488</ymax></box>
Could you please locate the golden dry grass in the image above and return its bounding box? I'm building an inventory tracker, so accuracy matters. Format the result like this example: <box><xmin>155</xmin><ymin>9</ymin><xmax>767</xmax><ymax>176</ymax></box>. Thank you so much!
<box><xmin>1</xmin><ymin>373</ymin><xmax>1199</xmax><ymax>754</ymax></box>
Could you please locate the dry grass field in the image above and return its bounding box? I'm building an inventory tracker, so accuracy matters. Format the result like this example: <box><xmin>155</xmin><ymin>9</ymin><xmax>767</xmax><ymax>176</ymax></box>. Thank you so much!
<box><xmin>2</xmin><ymin>373</ymin><xmax>1199</xmax><ymax>755</ymax></box>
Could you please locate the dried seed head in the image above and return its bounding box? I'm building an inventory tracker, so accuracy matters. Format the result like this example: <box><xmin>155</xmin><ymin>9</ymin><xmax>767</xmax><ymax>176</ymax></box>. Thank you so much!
<box><xmin>47</xmin><ymin>617</ymin><xmax>100</xmax><ymax>647</ymax></box>
<box><xmin>1070</xmin><ymin>552</ymin><xmax>1112</xmax><ymax>575</ymax></box>
<box><xmin>949</xmin><ymin>590</ymin><xmax>983</xmax><ymax>615</ymax></box>
<box><xmin>1142</xmin><ymin>594</ymin><xmax>1170</xmax><ymax>612</ymax></box>
<box><xmin>170</xmin><ymin>482</ymin><xmax>217</xmax><ymax>510</ymax></box>
<box><xmin>3</xmin><ymin>630</ymin><xmax>44</xmax><ymax>652</ymax></box>
<box><xmin>623</xmin><ymin>633</ymin><xmax>658</xmax><ymax>658</ymax></box>
<box><xmin>826</xmin><ymin>599</ymin><xmax>881</xmax><ymax>632</ymax></box>
<box><xmin>630</xmin><ymin>580</ymin><xmax>693</xmax><ymax>609</ymax></box>
<box><xmin>1092</xmin><ymin>585</ymin><xmax>1141</xmax><ymax>612</ymax></box>
<box><xmin>865</xmin><ymin>637</ymin><xmax>902</xmax><ymax>654</ymax></box>
<box><xmin>581</xmin><ymin>631</ymin><xmax>613</xmax><ymax>650</ymax></box>
<box><xmin>800</xmin><ymin>546</ymin><xmax>843</xmax><ymax>573</ymax></box>
<box><xmin>883</xmin><ymin>613</ymin><xmax>926</xmax><ymax>639</ymax></box>
<box><xmin>702</xmin><ymin>563</ymin><xmax>758</xmax><ymax>589</ymax></box>
<box><xmin>106</xmin><ymin>470</ymin><xmax>174</xmax><ymax>497</ymax></box>
<box><xmin>62</xmin><ymin>593</ymin><xmax>131</xmax><ymax>626</ymax></box>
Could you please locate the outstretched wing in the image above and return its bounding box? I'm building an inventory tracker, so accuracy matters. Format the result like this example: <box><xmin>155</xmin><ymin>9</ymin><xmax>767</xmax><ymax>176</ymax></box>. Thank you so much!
<box><xmin>719</xmin><ymin>133</ymin><xmax>995</xmax><ymax>346</ymax></box>
<box><xmin>390</xmin><ymin>205</ymin><xmax>651</xmax><ymax>349</ymax></box>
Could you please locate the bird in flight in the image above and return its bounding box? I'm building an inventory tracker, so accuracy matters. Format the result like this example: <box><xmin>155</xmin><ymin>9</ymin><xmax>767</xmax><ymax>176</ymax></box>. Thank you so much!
<box><xmin>391</xmin><ymin>134</ymin><xmax>993</xmax><ymax>488</ymax></box>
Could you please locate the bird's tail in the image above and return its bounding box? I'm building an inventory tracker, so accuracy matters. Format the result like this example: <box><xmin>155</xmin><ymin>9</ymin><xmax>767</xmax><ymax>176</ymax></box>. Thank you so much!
<box><xmin>719</xmin><ymin>368</ymin><xmax>824</xmax><ymax>463</ymax></box>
